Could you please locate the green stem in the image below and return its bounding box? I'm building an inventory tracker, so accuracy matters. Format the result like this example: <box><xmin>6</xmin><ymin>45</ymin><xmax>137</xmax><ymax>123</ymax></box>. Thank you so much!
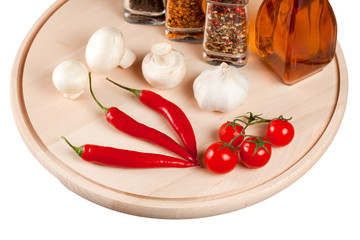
<box><xmin>228</xmin><ymin>121</ymin><xmax>249</xmax><ymax>146</ymax></box>
<box><xmin>246</xmin><ymin>118</ymin><xmax>272</xmax><ymax>126</ymax></box>
<box><xmin>88</xmin><ymin>72</ymin><xmax>108</xmax><ymax>113</ymax></box>
<box><xmin>235</xmin><ymin>113</ymin><xmax>292</xmax><ymax>126</ymax></box>
<box><xmin>62</xmin><ymin>136</ymin><xmax>84</xmax><ymax>157</ymax></box>
<box><xmin>233</xmin><ymin>119</ymin><xmax>248</xmax><ymax>126</ymax></box>
<box><xmin>106</xmin><ymin>77</ymin><xmax>142</xmax><ymax>99</ymax></box>
<box><xmin>228</xmin><ymin>112</ymin><xmax>292</xmax><ymax>146</ymax></box>
<box><xmin>246</xmin><ymin>137</ymin><xmax>272</xmax><ymax>155</ymax></box>
<box><xmin>219</xmin><ymin>141</ymin><xmax>236</xmax><ymax>154</ymax></box>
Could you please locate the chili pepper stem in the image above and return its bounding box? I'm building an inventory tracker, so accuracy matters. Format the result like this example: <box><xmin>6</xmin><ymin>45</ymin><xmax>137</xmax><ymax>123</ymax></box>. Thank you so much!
<box><xmin>106</xmin><ymin>77</ymin><xmax>142</xmax><ymax>98</ymax></box>
<box><xmin>62</xmin><ymin>136</ymin><xmax>84</xmax><ymax>157</ymax></box>
<box><xmin>88</xmin><ymin>72</ymin><xmax>109</xmax><ymax>113</ymax></box>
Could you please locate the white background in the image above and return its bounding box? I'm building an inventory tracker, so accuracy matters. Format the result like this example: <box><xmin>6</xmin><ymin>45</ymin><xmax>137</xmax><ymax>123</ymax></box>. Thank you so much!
<box><xmin>1</xmin><ymin>1</ymin><xmax>359</xmax><ymax>239</ymax></box>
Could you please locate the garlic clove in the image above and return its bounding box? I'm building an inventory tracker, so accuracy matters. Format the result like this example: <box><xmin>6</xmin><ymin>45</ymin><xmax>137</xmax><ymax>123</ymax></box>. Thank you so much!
<box><xmin>142</xmin><ymin>42</ymin><xmax>186</xmax><ymax>89</ymax></box>
<box><xmin>193</xmin><ymin>62</ymin><xmax>249</xmax><ymax>112</ymax></box>
<box><xmin>52</xmin><ymin>60</ymin><xmax>88</xmax><ymax>100</ymax></box>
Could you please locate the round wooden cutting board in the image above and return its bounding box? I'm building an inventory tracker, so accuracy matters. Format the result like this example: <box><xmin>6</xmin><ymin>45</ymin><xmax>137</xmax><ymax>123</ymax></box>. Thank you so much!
<box><xmin>10</xmin><ymin>0</ymin><xmax>348</xmax><ymax>219</ymax></box>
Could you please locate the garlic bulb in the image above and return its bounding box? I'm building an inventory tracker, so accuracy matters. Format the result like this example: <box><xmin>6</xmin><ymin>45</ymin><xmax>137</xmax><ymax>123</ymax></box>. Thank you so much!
<box><xmin>142</xmin><ymin>42</ymin><xmax>186</xmax><ymax>89</ymax></box>
<box><xmin>52</xmin><ymin>60</ymin><xmax>88</xmax><ymax>100</ymax></box>
<box><xmin>193</xmin><ymin>62</ymin><xmax>249</xmax><ymax>112</ymax></box>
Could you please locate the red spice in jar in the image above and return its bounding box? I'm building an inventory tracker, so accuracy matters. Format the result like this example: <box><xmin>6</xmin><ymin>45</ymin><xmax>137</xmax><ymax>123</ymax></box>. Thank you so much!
<box><xmin>203</xmin><ymin>0</ymin><xmax>249</xmax><ymax>66</ymax></box>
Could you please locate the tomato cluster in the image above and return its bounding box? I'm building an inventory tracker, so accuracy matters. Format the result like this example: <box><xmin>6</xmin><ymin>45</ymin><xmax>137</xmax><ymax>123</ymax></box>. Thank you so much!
<box><xmin>204</xmin><ymin>113</ymin><xmax>295</xmax><ymax>174</ymax></box>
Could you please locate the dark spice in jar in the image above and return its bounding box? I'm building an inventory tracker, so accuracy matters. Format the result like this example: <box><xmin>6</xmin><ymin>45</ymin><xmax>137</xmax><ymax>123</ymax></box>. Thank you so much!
<box><xmin>203</xmin><ymin>0</ymin><xmax>249</xmax><ymax>63</ymax></box>
<box><xmin>129</xmin><ymin>0</ymin><xmax>164</xmax><ymax>12</ymax></box>
<box><xmin>124</xmin><ymin>0</ymin><xmax>165</xmax><ymax>25</ymax></box>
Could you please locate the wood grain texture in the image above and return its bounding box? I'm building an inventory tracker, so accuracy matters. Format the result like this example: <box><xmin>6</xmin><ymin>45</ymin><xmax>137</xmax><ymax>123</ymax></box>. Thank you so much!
<box><xmin>10</xmin><ymin>0</ymin><xmax>348</xmax><ymax>219</ymax></box>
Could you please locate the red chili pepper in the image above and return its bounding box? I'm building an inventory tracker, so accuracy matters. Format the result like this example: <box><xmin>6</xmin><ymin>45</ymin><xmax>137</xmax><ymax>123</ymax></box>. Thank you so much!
<box><xmin>89</xmin><ymin>73</ymin><xmax>196</xmax><ymax>163</ymax></box>
<box><xmin>62</xmin><ymin>137</ymin><xmax>197</xmax><ymax>168</ymax></box>
<box><xmin>106</xmin><ymin>78</ymin><xmax>198</xmax><ymax>159</ymax></box>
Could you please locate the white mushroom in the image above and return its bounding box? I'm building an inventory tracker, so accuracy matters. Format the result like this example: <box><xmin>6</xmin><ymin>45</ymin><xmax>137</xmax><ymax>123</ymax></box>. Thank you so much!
<box><xmin>142</xmin><ymin>42</ymin><xmax>186</xmax><ymax>89</ymax></box>
<box><xmin>85</xmin><ymin>26</ymin><xmax>136</xmax><ymax>74</ymax></box>
<box><xmin>52</xmin><ymin>60</ymin><xmax>88</xmax><ymax>100</ymax></box>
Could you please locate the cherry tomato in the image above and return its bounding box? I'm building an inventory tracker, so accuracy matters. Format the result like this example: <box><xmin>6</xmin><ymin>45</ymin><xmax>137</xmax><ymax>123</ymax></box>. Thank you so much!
<box><xmin>204</xmin><ymin>142</ymin><xmax>239</xmax><ymax>174</ymax></box>
<box><xmin>239</xmin><ymin>137</ymin><xmax>272</xmax><ymax>169</ymax></box>
<box><xmin>266</xmin><ymin>119</ymin><xmax>294</xmax><ymax>147</ymax></box>
<box><xmin>219</xmin><ymin>122</ymin><xmax>245</xmax><ymax>147</ymax></box>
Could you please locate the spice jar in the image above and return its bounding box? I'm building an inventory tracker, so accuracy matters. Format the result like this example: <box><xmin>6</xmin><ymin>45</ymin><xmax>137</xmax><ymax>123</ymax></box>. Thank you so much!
<box><xmin>203</xmin><ymin>0</ymin><xmax>249</xmax><ymax>67</ymax></box>
<box><xmin>124</xmin><ymin>0</ymin><xmax>165</xmax><ymax>25</ymax></box>
<box><xmin>255</xmin><ymin>0</ymin><xmax>337</xmax><ymax>85</ymax></box>
<box><xmin>165</xmin><ymin>0</ymin><xmax>206</xmax><ymax>42</ymax></box>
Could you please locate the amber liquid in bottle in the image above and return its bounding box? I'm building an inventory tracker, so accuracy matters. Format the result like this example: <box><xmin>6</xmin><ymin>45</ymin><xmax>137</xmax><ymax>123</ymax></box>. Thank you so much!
<box><xmin>255</xmin><ymin>0</ymin><xmax>337</xmax><ymax>84</ymax></box>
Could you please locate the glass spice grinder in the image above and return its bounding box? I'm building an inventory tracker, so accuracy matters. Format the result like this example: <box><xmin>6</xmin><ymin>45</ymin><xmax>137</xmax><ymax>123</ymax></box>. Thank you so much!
<box><xmin>124</xmin><ymin>0</ymin><xmax>165</xmax><ymax>25</ymax></box>
<box><xmin>203</xmin><ymin>0</ymin><xmax>250</xmax><ymax>67</ymax></box>
<box><xmin>165</xmin><ymin>0</ymin><xmax>206</xmax><ymax>42</ymax></box>
<box><xmin>255</xmin><ymin>0</ymin><xmax>337</xmax><ymax>85</ymax></box>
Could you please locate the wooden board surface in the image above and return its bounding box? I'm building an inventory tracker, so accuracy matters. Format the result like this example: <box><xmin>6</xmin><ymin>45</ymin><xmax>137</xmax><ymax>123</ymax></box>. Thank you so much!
<box><xmin>10</xmin><ymin>0</ymin><xmax>348</xmax><ymax>219</ymax></box>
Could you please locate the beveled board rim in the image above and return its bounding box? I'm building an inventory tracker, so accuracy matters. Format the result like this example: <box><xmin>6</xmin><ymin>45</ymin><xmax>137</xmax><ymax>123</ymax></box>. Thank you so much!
<box><xmin>10</xmin><ymin>0</ymin><xmax>348</xmax><ymax>219</ymax></box>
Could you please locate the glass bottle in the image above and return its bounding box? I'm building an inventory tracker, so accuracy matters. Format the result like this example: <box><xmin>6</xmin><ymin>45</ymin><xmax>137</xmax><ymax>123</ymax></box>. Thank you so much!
<box><xmin>255</xmin><ymin>0</ymin><xmax>337</xmax><ymax>85</ymax></box>
<box><xmin>165</xmin><ymin>0</ymin><xmax>206</xmax><ymax>42</ymax></box>
<box><xmin>203</xmin><ymin>0</ymin><xmax>250</xmax><ymax>67</ymax></box>
<box><xmin>124</xmin><ymin>0</ymin><xmax>165</xmax><ymax>25</ymax></box>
